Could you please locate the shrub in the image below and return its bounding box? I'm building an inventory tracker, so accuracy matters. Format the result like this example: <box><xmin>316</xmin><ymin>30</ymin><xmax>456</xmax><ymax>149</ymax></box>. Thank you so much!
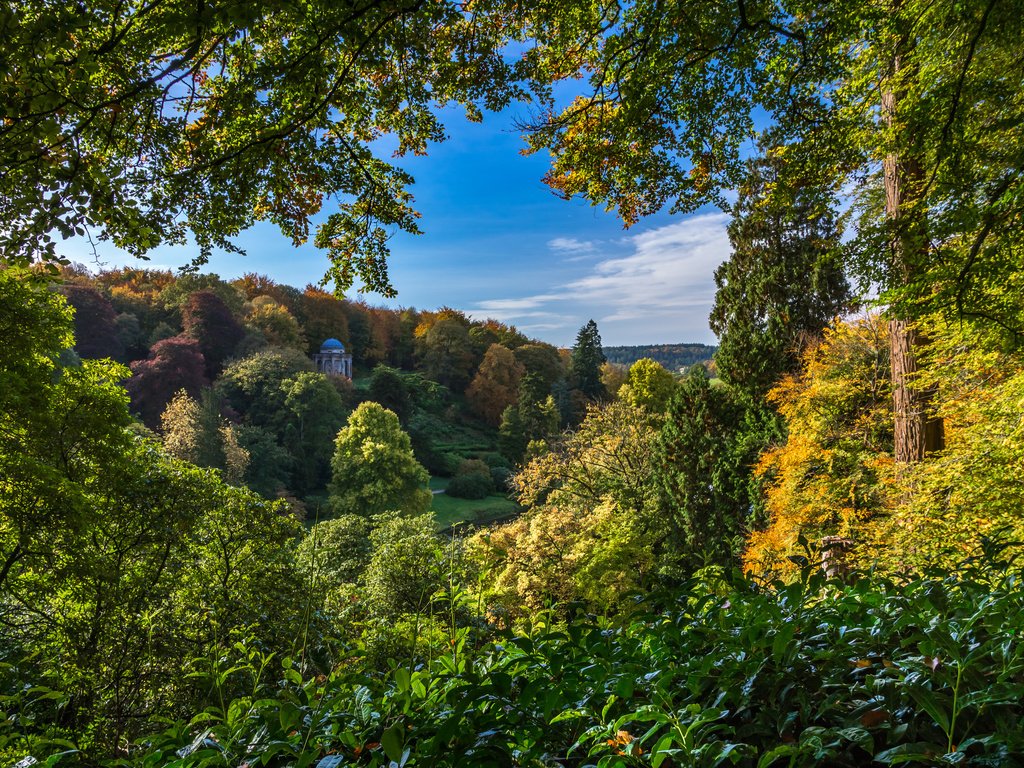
<box><xmin>490</xmin><ymin>466</ymin><xmax>513</xmax><ymax>492</ymax></box>
<box><xmin>446</xmin><ymin>472</ymin><xmax>493</xmax><ymax>499</ymax></box>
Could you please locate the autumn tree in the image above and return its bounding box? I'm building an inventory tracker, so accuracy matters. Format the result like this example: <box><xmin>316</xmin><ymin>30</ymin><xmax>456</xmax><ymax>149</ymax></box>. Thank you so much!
<box><xmin>127</xmin><ymin>336</ymin><xmax>207</xmax><ymax>427</ymax></box>
<box><xmin>710</xmin><ymin>152</ymin><xmax>850</xmax><ymax>400</ymax></box>
<box><xmin>296</xmin><ymin>287</ymin><xmax>350</xmax><ymax>356</ymax></box>
<box><xmin>518</xmin><ymin>0</ymin><xmax>1024</xmax><ymax>464</ymax></box>
<box><xmin>466</xmin><ymin>344</ymin><xmax>525</xmax><ymax>427</ymax></box>
<box><xmin>877</xmin><ymin>317</ymin><xmax>1024</xmax><ymax>572</ymax></box>
<box><xmin>246</xmin><ymin>296</ymin><xmax>305</xmax><ymax>351</ymax></box>
<box><xmin>746</xmin><ymin>317</ymin><xmax>894</xmax><ymax>579</ymax></box>
<box><xmin>328</xmin><ymin>402</ymin><xmax>432</xmax><ymax>519</ymax></box>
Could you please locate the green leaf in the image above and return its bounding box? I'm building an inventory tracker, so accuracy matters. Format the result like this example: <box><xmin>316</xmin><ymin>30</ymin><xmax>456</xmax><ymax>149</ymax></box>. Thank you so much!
<box><xmin>907</xmin><ymin>688</ymin><xmax>951</xmax><ymax>734</ymax></box>
<box><xmin>381</xmin><ymin>722</ymin><xmax>405</xmax><ymax>763</ymax></box>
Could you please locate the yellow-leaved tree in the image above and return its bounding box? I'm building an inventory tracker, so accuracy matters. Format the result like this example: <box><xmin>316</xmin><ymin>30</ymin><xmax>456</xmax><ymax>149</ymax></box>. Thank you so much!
<box><xmin>744</xmin><ymin>316</ymin><xmax>894</xmax><ymax>579</ymax></box>
<box><xmin>875</xmin><ymin>319</ymin><xmax>1024</xmax><ymax>570</ymax></box>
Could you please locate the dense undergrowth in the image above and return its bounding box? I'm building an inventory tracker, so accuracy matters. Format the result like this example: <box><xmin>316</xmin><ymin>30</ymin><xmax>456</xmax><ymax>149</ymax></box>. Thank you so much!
<box><xmin>9</xmin><ymin>553</ymin><xmax>1018</xmax><ymax>768</ymax></box>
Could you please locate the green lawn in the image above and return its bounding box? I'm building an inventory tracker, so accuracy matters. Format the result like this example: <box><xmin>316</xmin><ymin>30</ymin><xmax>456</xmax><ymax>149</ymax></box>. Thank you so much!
<box><xmin>428</xmin><ymin>477</ymin><xmax>520</xmax><ymax>531</ymax></box>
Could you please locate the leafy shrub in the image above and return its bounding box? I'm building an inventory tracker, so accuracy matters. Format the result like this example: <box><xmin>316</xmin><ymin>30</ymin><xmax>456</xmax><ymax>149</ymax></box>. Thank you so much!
<box><xmin>131</xmin><ymin>556</ymin><xmax>1024</xmax><ymax>768</ymax></box>
<box><xmin>490</xmin><ymin>466</ymin><xmax>513</xmax><ymax>492</ymax></box>
<box><xmin>446</xmin><ymin>472</ymin><xmax>493</xmax><ymax>499</ymax></box>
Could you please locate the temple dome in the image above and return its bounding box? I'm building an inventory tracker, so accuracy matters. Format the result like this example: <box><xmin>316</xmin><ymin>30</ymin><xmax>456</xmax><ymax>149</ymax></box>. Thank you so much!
<box><xmin>320</xmin><ymin>338</ymin><xmax>345</xmax><ymax>352</ymax></box>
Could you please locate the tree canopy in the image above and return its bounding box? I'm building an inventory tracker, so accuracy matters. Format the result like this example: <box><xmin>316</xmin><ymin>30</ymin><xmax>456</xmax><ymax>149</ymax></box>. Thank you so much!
<box><xmin>1</xmin><ymin>0</ymin><xmax>523</xmax><ymax>291</ymax></box>
<box><xmin>328</xmin><ymin>401</ymin><xmax>432</xmax><ymax>519</ymax></box>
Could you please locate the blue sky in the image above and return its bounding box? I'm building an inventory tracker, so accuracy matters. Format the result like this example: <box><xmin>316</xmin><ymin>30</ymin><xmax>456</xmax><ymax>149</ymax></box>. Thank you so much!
<box><xmin>70</xmin><ymin>108</ymin><xmax>732</xmax><ymax>347</ymax></box>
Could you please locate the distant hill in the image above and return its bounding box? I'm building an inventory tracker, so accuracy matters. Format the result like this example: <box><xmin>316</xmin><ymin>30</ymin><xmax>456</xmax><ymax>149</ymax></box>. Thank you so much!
<box><xmin>603</xmin><ymin>343</ymin><xmax>717</xmax><ymax>371</ymax></box>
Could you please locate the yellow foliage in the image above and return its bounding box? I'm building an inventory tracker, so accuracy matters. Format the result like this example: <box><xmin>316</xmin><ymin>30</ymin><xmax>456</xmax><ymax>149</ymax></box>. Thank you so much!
<box><xmin>746</xmin><ymin>313</ymin><xmax>1024</xmax><ymax>578</ymax></box>
<box><xmin>744</xmin><ymin>316</ymin><xmax>894</xmax><ymax>579</ymax></box>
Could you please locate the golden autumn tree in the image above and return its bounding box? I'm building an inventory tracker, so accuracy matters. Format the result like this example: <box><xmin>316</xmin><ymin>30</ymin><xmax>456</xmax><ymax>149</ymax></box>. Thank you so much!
<box><xmin>874</xmin><ymin>318</ymin><xmax>1024</xmax><ymax>571</ymax></box>
<box><xmin>744</xmin><ymin>316</ymin><xmax>894</xmax><ymax>579</ymax></box>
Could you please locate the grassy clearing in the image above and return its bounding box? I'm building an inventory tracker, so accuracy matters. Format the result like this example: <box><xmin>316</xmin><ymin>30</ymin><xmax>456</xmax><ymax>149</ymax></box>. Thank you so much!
<box><xmin>429</xmin><ymin>477</ymin><xmax>520</xmax><ymax>530</ymax></box>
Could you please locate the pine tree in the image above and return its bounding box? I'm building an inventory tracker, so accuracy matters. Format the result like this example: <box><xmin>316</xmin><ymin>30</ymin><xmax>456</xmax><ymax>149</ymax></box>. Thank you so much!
<box><xmin>710</xmin><ymin>152</ymin><xmax>851</xmax><ymax>401</ymax></box>
<box><xmin>654</xmin><ymin>367</ymin><xmax>761</xmax><ymax>574</ymax></box>
<box><xmin>570</xmin><ymin>320</ymin><xmax>607</xmax><ymax>401</ymax></box>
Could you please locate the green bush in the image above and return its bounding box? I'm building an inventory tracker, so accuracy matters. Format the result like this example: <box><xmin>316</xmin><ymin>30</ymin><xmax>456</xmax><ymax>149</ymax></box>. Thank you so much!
<box><xmin>132</xmin><ymin>558</ymin><xmax>1024</xmax><ymax>768</ymax></box>
<box><xmin>446</xmin><ymin>471</ymin><xmax>493</xmax><ymax>499</ymax></box>
<box><xmin>490</xmin><ymin>466</ymin><xmax>513</xmax><ymax>492</ymax></box>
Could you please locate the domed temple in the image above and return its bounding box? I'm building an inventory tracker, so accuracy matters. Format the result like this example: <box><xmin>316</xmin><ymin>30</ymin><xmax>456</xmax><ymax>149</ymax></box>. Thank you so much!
<box><xmin>313</xmin><ymin>338</ymin><xmax>353</xmax><ymax>378</ymax></box>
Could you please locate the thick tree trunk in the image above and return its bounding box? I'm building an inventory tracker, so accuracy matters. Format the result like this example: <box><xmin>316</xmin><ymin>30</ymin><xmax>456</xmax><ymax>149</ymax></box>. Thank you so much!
<box><xmin>883</xmin><ymin>45</ymin><xmax>943</xmax><ymax>464</ymax></box>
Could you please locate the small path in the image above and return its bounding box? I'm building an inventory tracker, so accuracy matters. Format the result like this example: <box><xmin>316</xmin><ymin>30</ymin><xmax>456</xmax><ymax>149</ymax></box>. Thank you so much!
<box><xmin>431</xmin><ymin>489</ymin><xmax>445</xmax><ymax>495</ymax></box>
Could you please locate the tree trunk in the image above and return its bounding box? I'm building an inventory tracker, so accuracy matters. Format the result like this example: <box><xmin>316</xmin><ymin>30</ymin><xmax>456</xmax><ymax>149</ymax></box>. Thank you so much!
<box><xmin>882</xmin><ymin>41</ymin><xmax>943</xmax><ymax>464</ymax></box>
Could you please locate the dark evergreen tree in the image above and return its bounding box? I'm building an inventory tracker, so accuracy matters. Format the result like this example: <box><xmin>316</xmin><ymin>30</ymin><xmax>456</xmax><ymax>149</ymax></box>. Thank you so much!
<box><xmin>570</xmin><ymin>319</ymin><xmax>607</xmax><ymax>401</ymax></box>
<box><xmin>710</xmin><ymin>152</ymin><xmax>851</xmax><ymax>400</ymax></box>
<box><xmin>653</xmin><ymin>366</ymin><xmax>773</xmax><ymax>574</ymax></box>
<box><xmin>60</xmin><ymin>284</ymin><xmax>124</xmax><ymax>361</ymax></box>
<box><xmin>181</xmin><ymin>289</ymin><xmax>245</xmax><ymax>378</ymax></box>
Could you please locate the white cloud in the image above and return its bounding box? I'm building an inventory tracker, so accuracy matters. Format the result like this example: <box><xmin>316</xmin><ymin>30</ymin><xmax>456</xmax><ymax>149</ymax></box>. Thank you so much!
<box><xmin>547</xmin><ymin>237</ymin><xmax>596</xmax><ymax>255</ymax></box>
<box><xmin>566</xmin><ymin>213</ymin><xmax>729</xmax><ymax>322</ymax></box>
<box><xmin>467</xmin><ymin>213</ymin><xmax>731</xmax><ymax>345</ymax></box>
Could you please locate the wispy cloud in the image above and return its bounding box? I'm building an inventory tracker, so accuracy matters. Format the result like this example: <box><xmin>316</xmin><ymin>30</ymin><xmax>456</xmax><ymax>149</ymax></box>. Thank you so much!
<box><xmin>547</xmin><ymin>237</ymin><xmax>596</xmax><ymax>257</ymax></box>
<box><xmin>468</xmin><ymin>213</ymin><xmax>730</xmax><ymax>344</ymax></box>
<box><xmin>566</xmin><ymin>213</ymin><xmax>728</xmax><ymax>321</ymax></box>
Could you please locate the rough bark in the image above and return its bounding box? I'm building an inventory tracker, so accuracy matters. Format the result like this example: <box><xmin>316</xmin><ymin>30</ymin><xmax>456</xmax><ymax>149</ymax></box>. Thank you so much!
<box><xmin>883</xmin><ymin>40</ymin><xmax>944</xmax><ymax>464</ymax></box>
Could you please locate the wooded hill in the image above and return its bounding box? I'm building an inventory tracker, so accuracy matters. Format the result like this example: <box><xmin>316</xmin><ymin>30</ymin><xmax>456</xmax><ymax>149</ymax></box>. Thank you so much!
<box><xmin>602</xmin><ymin>343</ymin><xmax>717</xmax><ymax>370</ymax></box>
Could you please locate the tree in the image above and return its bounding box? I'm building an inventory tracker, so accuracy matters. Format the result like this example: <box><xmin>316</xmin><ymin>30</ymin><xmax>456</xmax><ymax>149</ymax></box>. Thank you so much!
<box><xmin>498</xmin><ymin>388</ymin><xmax>560</xmax><ymax>464</ymax></box>
<box><xmin>217</xmin><ymin>348</ymin><xmax>313</xmax><ymax>428</ymax></box>
<box><xmin>328</xmin><ymin>402</ymin><xmax>432</xmax><ymax>519</ymax></box>
<box><xmin>368</xmin><ymin>364</ymin><xmax>413</xmax><ymax>425</ymax></box>
<box><xmin>570</xmin><ymin>320</ymin><xmax>607</xmax><ymax>401</ymax></box>
<box><xmin>618</xmin><ymin>358</ymin><xmax>676</xmax><ymax>415</ymax></box>
<box><xmin>0</xmin><ymin>270</ymin><xmax>305</xmax><ymax>755</ymax></box>
<box><xmin>127</xmin><ymin>336</ymin><xmax>207</xmax><ymax>427</ymax></box>
<box><xmin>160</xmin><ymin>273</ymin><xmax>246</xmax><ymax>316</ymax></box>
<box><xmin>279</xmin><ymin>371</ymin><xmax>348</xmax><ymax>496</ymax></box>
<box><xmin>415</xmin><ymin>317</ymin><xmax>478</xmax><ymax>392</ymax></box>
<box><xmin>653</xmin><ymin>367</ymin><xmax>760</xmax><ymax>575</ymax></box>
<box><xmin>517</xmin><ymin>0</ymin><xmax>1024</xmax><ymax>463</ymax></box>
<box><xmin>181</xmin><ymin>289</ymin><xmax>246</xmax><ymax>378</ymax></box>
<box><xmin>363</xmin><ymin>511</ymin><xmax>445</xmax><ymax>620</ymax></box>
<box><xmin>295</xmin><ymin>514</ymin><xmax>374</xmax><ymax>612</ymax></box>
<box><xmin>161</xmin><ymin>389</ymin><xmax>250</xmax><ymax>484</ymax></box>
<box><xmin>296</xmin><ymin>287</ymin><xmax>350</xmax><ymax>357</ymax></box>
<box><xmin>478</xmin><ymin>401</ymin><xmax>662</xmax><ymax>615</ymax></box>
<box><xmin>745</xmin><ymin>317</ymin><xmax>894</xmax><ymax>579</ymax></box>
<box><xmin>710</xmin><ymin>153</ymin><xmax>850</xmax><ymax>400</ymax></box>
<box><xmin>2</xmin><ymin>2</ymin><xmax>522</xmax><ymax>294</ymax></box>
<box><xmin>245</xmin><ymin>296</ymin><xmax>305</xmax><ymax>351</ymax></box>
<box><xmin>466</xmin><ymin>344</ymin><xmax>525</xmax><ymax>427</ymax></box>
<box><xmin>60</xmin><ymin>284</ymin><xmax>123</xmax><ymax>361</ymax></box>
<box><xmin>513</xmin><ymin>342</ymin><xmax>566</xmax><ymax>400</ymax></box>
